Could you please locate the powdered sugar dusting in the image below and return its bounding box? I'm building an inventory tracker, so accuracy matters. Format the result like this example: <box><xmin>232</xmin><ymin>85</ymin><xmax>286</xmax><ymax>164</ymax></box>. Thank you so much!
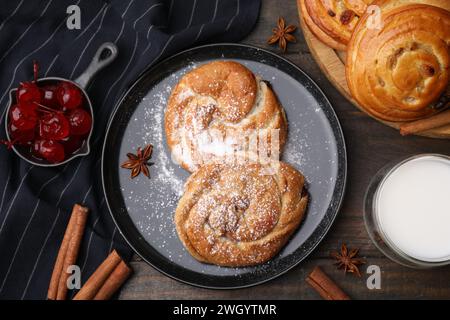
<box><xmin>144</xmin><ymin>87</ymin><xmax>185</xmax><ymax>197</ymax></box>
<box><xmin>118</xmin><ymin>58</ymin><xmax>341</xmax><ymax>276</ymax></box>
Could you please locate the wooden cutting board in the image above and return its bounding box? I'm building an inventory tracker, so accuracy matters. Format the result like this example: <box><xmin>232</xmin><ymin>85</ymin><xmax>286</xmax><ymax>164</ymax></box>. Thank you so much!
<box><xmin>296</xmin><ymin>0</ymin><xmax>450</xmax><ymax>139</ymax></box>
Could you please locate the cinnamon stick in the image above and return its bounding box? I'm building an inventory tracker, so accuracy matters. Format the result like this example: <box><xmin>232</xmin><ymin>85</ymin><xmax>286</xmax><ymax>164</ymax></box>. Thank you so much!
<box><xmin>400</xmin><ymin>109</ymin><xmax>450</xmax><ymax>136</ymax></box>
<box><xmin>73</xmin><ymin>250</ymin><xmax>123</xmax><ymax>300</ymax></box>
<box><xmin>48</xmin><ymin>204</ymin><xmax>89</xmax><ymax>300</ymax></box>
<box><xmin>93</xmin><ymin>260</ymin><xmax>133</xmax><ymax>300</ymax></box>
<box><xmin>306</xmin><ymin>266</ymin><xmax>350</xmax><ymax>300</ymax></box>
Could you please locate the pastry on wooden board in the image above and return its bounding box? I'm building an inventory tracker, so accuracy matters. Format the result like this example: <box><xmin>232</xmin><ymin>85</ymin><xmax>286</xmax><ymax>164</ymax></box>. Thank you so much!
<box><xmin>300</xmin><ymin>0</ymin><xmax>372</xmax><ymax>50</ymax></box>
<box><xmin>165</xmin><ymin>61</ymin><xmax>288</xmax><ymax>172</ymax></box>
<box><xmin>174</xmin><ymin>161</ymin><xmax>309</xmax><ymax>267</ymax></box>
<box><xmin>346</xmin><ymin>1</ymin><xmax>450</xmax><ymax>121</ymax></box>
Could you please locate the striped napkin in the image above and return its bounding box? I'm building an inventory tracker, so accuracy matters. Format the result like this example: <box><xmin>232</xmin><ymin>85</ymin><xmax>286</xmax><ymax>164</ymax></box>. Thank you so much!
<box><xmin>0</xmin><ymin>0</ymin><xmax>261</xmax><ymax>299</ymax></box>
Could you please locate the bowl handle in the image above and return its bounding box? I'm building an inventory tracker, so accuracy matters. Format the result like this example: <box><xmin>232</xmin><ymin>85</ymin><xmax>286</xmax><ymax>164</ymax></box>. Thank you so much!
<box><xmin>74</xmin><ymin>42</ymin><xmax>118</xmax><ymax>89</ymax></box>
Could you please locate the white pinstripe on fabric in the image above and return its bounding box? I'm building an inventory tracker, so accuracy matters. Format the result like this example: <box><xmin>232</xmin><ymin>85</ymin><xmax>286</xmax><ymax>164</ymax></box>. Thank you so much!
<box><xmin>0</xmin><ymin>165</ymin><xmax>69</xmax><ymax>293</ymax></box>
<box><xmin>0</xmin><ymin>171</ymin><xmax>11</xmax><ymax>214</ymax></box>
<box><xmin>0</xmin><ymin>0</ymin><xmax>53</xmax><ymax>65</ymax></box>
<box><xmin>226</xmin><ymin>0</ymin><xmax>240</xmax><ymax>31</ymax></box>
<box><xmin>76</xmin><ymin>184</ymin><xmax>99</xmax><ymax>273</ymax></box>
<box><xmin>0</xmin><ymin>165</ymin><xmax>34</xmax><ymax>235</ymax></box>
<box><xmin>148</xmin><ymin>34</ymin><xmax>174</xmax><ymax>66</ymax></box>
<box><xmin>121</xmin><ymin>0</ymin><xmax>135</xmax><ymax>18</ymax></box>
<box><xmin>0</xmin><ymin>0</ymin><xmax>87</xmax><ymax>274</ymax></box>
<box><xmin>69</xmin><ymin>5</ymin><xmax>110</xmax><ymax>79</ymax></box>
<box><xmin>168</xmin><ymin>0</ymin><xmax>175</xmax><ymax>20</ymax></box>
<box><xmin>212</xmin><ymin>0</ymin><xmax>219</xmax><ymax>22</ymax></box>
<box><xmin>142</xmin><ymin>41</ymin><xmax>153</xmax><ymax>56</ymax></box>
<box><xmin>21</xmin><ymin>209</ymin><xmax>61</xmax><ymax>299</ymax></box>
<box><xmin>114</xmin><ymin>20</ymin><xmax>126</xmax><ymax>44</ymax></box>
<box><xmin>193</xmin><ymin>0</ymin><xmax>219</xmax><ymax>43</ymax></box>
<box><xmin>194</xmin><ymin>24</ymin><xmax>205</xmax><ymax>42</ymax></box>
<box><xmin>30</xmin><ymin>4</ymin><xmax>133</xmax><ymax>287</ymax></box>
<box><xmin>187</xmin><ymin>0</ymin><xmax>197</xmax><ymax>29</ymax></box>
<box><xmin>89</xmin><ymin>33</ymin><xmax>139</xmax><ymax>150</ymax></box>
<box><xmin>79</xmin><ymin>215</ymin><xmax>100</xmax><ymax>272</ymax></box>
<box><xmin>146</xmin><ymin>0</ymin><xmax>197</xmax><ymax>65</ymax></box>
<box><xmin>132</xmin><ymin>3</ymin><xmax>164</xmax><ymax>56</ymax></box>
<box><xmin>21</xmin><ymin>159</ymin><xmax>85</xmax><ymax>299</ymax></box>
<box><xmin>83</xmin><ymin>17</ymin><xmax>125</xmax><ymax>92</ymax></box>
<box><xmin>142</xmin><ymin>25</ymin><xmax>157</xmax><ymax>56</ymax></box>
<box><xmin>82</xmin><ymin>185</ymin><xmax>93</xmax><ymax>204</ymax></box>
<box><xmin>70</xmin><ymin>157</ymin><xmax>105</xmax><ymax>271</ymax></box>
<box><xmin>0</xmin><ymin>2</ymin><xmax>80</xmax><ymax>123</ymax></box>
<box><xmin>43</xmin><ymin>2</ymin><xmax>108</xmax><ymax>77</ymax></box>
<box><xmin>132</xmin><ymin>3</ymin><xmax>163</xmax><ymax>29</ymax></box>
<box><xmin>71</xmin><ymin>6</ymin><xmax>132</xmax><ymax>187</ymax></box>
<box><xmin>0</xmin><ymin>0</ymin><xmax>25</xmax><ymax>33</ymax></box>
<box><xmin>108</xmin><ymin>226</ymin><xmax>117</xmax><ymax>254</ymax></box>
<box><xmin>0</xmin><ymin>2</ymin><xmax>107</xmax><ymax>291</ymax></box>
<box><xmin>43</xmin><ymin>54</ymin><xmax>59</xmax><ymax>77</ymax></box>
<box><xmin>97</xmin><ymin>32</ymin><xmax>139</xmax><ymax>121</ymax></box>
<box><xmin>146</xmin><ymin>25</ymin><xmax>154</xmax><ymax>39</ymax></box>
<box><xmin>18</xmin><ymin>0</ymin><xmax>119</xmax><ymax>295</ymax></box>
<box><xmin>26</xmin><ymin>15</ymin><xmax>137</xmax><ymax>280</ymax></box>
<box><xmin>7</xmin><ymin>8</ymin><xmax>82</xmax><ymax>219</ymax></box>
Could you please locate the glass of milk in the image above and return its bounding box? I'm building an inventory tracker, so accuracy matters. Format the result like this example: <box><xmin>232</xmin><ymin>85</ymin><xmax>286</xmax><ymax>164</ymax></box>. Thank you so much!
<box><xmin>364</xmin><ymin>154</ymin><xmax>450</xmax><ymax>268</ymax></box>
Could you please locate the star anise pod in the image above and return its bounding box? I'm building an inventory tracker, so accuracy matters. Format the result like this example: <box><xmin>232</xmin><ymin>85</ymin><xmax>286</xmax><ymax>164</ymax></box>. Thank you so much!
<box><xmin>331</xmin><ymin>244</ymin><xmax>365</xmax><ymax>277</ymax></box>
<box><xmin>121</xmin><ymin>144</ymin><xmax>154</xmax><ymax>179</ymax></box>
<box><xmin>267</xmin><ymin>17</ymin><xmax>296</xmax><ymax>52</ymax></box>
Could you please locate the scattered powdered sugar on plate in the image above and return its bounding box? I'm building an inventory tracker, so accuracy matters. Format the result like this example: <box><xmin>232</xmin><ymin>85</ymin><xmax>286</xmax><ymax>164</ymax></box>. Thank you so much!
<box><xmin>144</xmin><ymin>86</ymin><xmax>185</xmax><ymax>197</ymax></box>
<box><xmin>118</xmin><ymin>58</ymin><xmax>341</xmax><ymax>276</ymax></box>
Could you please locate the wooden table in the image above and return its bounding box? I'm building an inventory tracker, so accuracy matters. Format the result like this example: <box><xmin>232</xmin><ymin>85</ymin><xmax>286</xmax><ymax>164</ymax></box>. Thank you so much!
<box><xmin>119</xmin><ymin>0</ymin><xmax>450</xmax><ymax>300</ymax></box>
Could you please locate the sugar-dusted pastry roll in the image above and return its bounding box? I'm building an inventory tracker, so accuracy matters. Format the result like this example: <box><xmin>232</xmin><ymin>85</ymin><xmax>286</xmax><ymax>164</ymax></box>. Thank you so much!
<box><xmin>175</xmin><ymin>161</ymin><xmax>308</xmax><ymax>267</ymax></box>
<box><xmin>165</xmin><ymin>61</ymin><xmax>287</xmax><ymax>172</ymax></box>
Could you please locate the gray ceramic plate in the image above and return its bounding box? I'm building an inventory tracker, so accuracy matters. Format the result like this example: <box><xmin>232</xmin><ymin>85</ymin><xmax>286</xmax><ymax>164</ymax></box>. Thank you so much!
<box><xmin>102</xmin><ymin>43</ymin><xmax>347</xmax><ymax>289</ymax></box>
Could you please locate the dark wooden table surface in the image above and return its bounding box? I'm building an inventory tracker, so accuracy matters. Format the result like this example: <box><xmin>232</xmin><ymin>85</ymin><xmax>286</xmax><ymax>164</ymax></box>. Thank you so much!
<box><xmin>118</xmin><ymin>0</ymin><xmax>450</xmax><ymax>300</ymax></box>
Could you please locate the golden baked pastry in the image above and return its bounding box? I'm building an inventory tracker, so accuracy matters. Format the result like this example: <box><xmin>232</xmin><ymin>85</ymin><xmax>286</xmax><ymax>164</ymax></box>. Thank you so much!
<box><xmin>346</xmin><ymin>1</ymin><xmax>450</xmax><ymax>121</ymax></box>
<box><xmin>174</xmin><ymin>162</ymin><xmax>308</xmax><ymax>267</ymax></box>
<box><xmin>301</xmin><ymin>0</ymin><xmax>372</xmax><ymax>50</ymax></box>
<box><xmin>165</xmin><ymin>61</ymin><xmax>288</xmax><ymax>172</ymax></box>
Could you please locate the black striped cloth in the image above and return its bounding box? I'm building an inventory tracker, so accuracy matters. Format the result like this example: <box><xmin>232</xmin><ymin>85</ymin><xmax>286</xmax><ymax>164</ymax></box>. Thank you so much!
<box><xmin>0</xmin><ymin>0</ymin><xmax>261</xmax><ymax>299</ymax></box>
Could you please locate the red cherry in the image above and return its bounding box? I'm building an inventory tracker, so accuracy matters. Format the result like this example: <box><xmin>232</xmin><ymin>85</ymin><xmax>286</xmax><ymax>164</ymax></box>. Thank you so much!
<box><xmin>33</xmin><ymin>140</ymin><xmax>65</xmax><ymax>163</ymax></box>
<box><xmin>9</xmin><ymin>103</ymin><xmax>38</xmax><ymax>131</ymax></box>
<box><xmin>68</xmin><ymin>108</ymin><xmax>92</xmax><ymax>135</ymax></box>
<box><xmin>41</xmin><ymin>85</ymin><xmax>60</xmax><ymax>109</ymax></box>
<box><xmin>39</xmin><ymin>113</ymin><xmax>70</xmax><ymax>140</ymax></box>
<box><xmin>17</xmin><ymin>81</ymin><xmax>42</xmax><ymax>105</ymax></box>
<box><xmin>56</xmin><ymin>82</ymin><xmax>83</xmax><ymax>109</ymax></box>
<box><xmin>9</xmin><ymin>123</ymin><xmax>35</xmax><ymax>143</ymax></box>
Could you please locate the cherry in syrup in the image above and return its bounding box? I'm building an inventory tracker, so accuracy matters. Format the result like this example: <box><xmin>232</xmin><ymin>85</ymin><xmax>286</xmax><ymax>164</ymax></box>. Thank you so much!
<box><xmin>9</xmin><ymin>103</ymin><xmax>38</xmax><ymax>131</ymax></box>
<box><xmin>68</xmin><ymin>108</ymin><xmax>92</xmax><ymax>135</ymax></box>
<box><xmin>16</xmin><ymin>82</ymin><xmax>42</xmax><ymax>105</ymax></box>
<box><xmin>16</xmin><ymin>61</ymin><xmax>42</xmax><ymax>105</ymax></box>
<box><xmin>9</xmin><ymin>123</ymin><xmax>35</xmax><ymax>143</ymax></box>
<box><xmin>5</xmin><ymin>61</ymin><xmax>93</xmax><ymax>164</ymax></box>
<box><xmin>57</xmin><ymin>82</ymin><xmax>83</xmax><ymax>110</ymax></box>
<box><xmin>33</xmin><ymin>140</ymin><xmax>65</xmax><ymax>163</ymax></box>
<box><xmin>39</xmin><ymin>112</ymin><xmax>70</xmax><ymax>140</ymax></box>
<box><xmin>41</xmin><ymin>84</ymin><xmax>60</xmax><ymax>109</ymax></box>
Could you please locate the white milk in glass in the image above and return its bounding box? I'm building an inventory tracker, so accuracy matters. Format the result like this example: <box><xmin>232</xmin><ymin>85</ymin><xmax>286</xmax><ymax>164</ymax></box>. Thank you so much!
<box><xmin>375</xmin><ymin>155</ymin><xmax>450</xmax><ymax>262</ymax></box>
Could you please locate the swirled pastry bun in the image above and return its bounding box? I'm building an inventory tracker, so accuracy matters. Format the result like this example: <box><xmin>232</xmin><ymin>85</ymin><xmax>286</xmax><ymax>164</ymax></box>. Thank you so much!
<box><xmin>165</xmin><ymin>61</ymin><xmax>288</xmax><ymax>172</ymax></box>
<box><xmin>301</xmin><ymin>0</ymin><xmax>372</xmax><ymax>50</ymax></box>
<box><xmin>346</xmin><ymin>1</ymin><xmax>450</xmax><ymax>121</ymax></box>
<box><xmin>174</xmin><ymin>161</ymin><xmax>308</xmax><ymax>267</ymax></box>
